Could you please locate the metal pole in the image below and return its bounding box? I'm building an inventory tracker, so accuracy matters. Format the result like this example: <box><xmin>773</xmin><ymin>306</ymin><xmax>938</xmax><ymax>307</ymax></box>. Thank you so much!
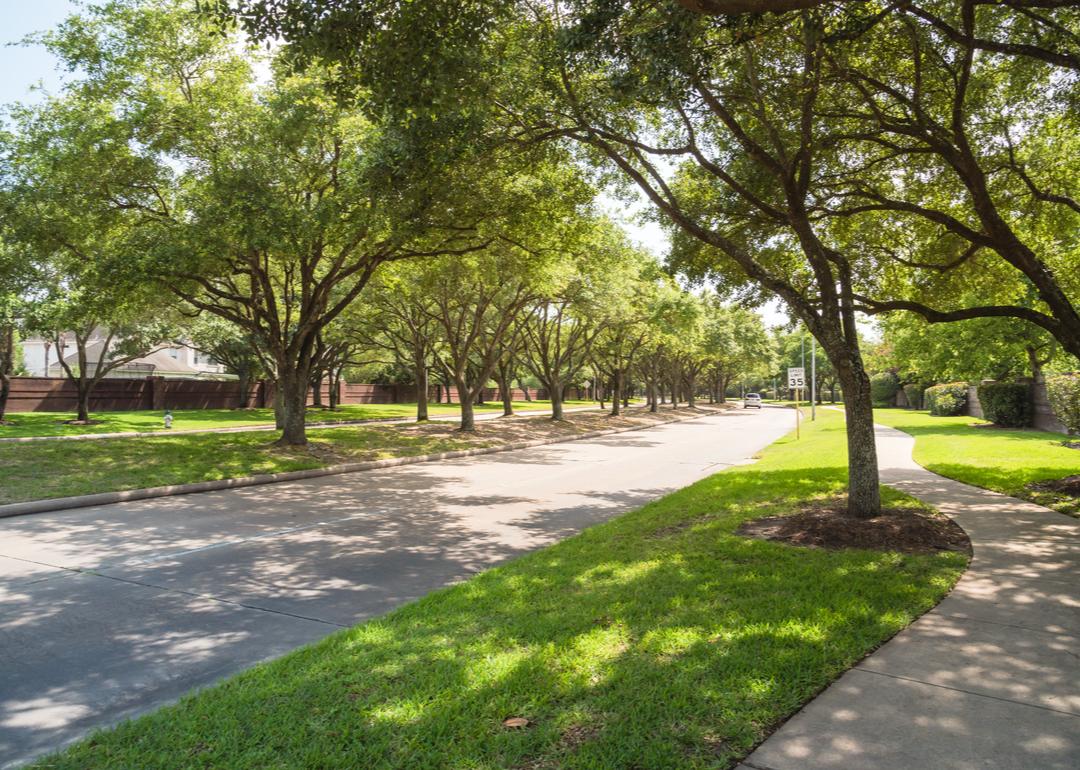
<box><xmin>811</xmin><ymin>335</ymin><xmax>817</xmax><ymax>421</ymax></box>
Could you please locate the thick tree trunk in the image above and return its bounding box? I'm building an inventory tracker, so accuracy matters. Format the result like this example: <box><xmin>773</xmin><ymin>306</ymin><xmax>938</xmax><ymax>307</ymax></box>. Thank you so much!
<box><xmin>519</xmin><ymin>379</ymin><xmax>533</xmax><ymax>402</ymax></box>
<box><xmin>311</xmin><ymin>376</ymin><xmax>324</xmax><ymax>408</ymax></box>
<box><xmin>686</xmin><ymin>377</ymin><xmax>697</xmax><ymax>408</ymax></box>
<box><xmin>276</xmin><ymin>372</ymin><xmax>309</xmax><ymax>445</ymax></box>
<box><xmin>415</xmin><ymin>356</ymin><xmax>429</xmax><ymax>421</ymax></box>
<box><xmin>610</xmin><ymin>372</ymin><xmax>622</xmax><ymax>417</ymax></box>
<box><xmin>838</xmin><ymin>366</ymin><xmax>881</xmax><ymax>518</ymax></box>
<box><xmin>458</xmin><ymin>382</ymin><xmax>477</xmax><ymax>431</ymax></box>
<box><xmin>76</xmin><ymin>381</ymin><xmax>91</xmax><ymax>422</ymax></box>
<box><xmin>549</xmin><ymin>378</ymin><xmax>564</xmax><ymax>420</ymax></box>
<box><xmin>273</xmin><ymin>385</ymin><xmax>285</xmax><ymax>429</ymax></box>
<box><xmin>499</xmin><ymin>376</ymin><xmax>514</xmax><ymax>417</ymax></box>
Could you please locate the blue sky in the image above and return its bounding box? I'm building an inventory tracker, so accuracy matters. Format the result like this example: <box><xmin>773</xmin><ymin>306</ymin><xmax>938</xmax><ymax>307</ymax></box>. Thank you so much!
<box><xmin>1</xmin><ymin>0</ymin><xmax>78</xmax><ymax>108</ymax></box>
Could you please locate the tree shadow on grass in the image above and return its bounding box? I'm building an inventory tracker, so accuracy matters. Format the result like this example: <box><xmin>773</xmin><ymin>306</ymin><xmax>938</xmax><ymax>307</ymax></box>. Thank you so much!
<box><xmin>28</xmin><ymin>463</ymin><xmax>968</xmax><ymax>770</ymax></box>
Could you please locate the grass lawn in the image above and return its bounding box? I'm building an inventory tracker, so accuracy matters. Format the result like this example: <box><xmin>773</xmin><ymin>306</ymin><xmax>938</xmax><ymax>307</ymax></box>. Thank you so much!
<box><xmin>0</xmin><ymin>407</ymin><xmax>658</xmax><ymax>506</ymax></box>
<box><xmin>31</xmin><ymin>410</ymin><xmax>966</xmax><ymax>769</ymax></box>
<box><xmin>0</xmin><ymin>400</ymin><xmax>599</xmax><ymax>439</ymax></box>
<box><xmin>874</xmin><ymin>408</ymin><xmax>1080</xmax><ymax>517</ymax></box>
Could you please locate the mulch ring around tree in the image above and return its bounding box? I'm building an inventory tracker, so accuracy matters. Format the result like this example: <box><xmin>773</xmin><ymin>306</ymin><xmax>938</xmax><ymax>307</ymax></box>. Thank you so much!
<box><xmin>1025</xmin><ymin>476</ymin><xmax>1080</xmax><ymax>517</ymax></box>
<box><xmin>737</xmin><ymin>497</ymin><xmax>971</xmax><ymax>555</ymax></box>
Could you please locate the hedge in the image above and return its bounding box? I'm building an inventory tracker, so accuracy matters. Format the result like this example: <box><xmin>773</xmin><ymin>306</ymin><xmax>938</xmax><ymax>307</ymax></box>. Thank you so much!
<box><xmin>1047</xmin><ymin>374</ymin><xmax>1080</xmax><ymax>434</ymax></box>
<box><xmin>925</xmin><ymin>382</ymin><xmax>968</xmax><ymax>416</ymax></box>
<box><xmin>977</xmin><ymin>382</ymin><xmax>1032</xmax><ymax>428</ymax></box>
<box><xmin>870</xmin><ymin>371</ymin><xmax>900</xmax><ymax>407</ymax></box>
<box><xmin>902</xmin><ymin>383</ymin><xmax>924</xmax><ymax>410</ymax></box>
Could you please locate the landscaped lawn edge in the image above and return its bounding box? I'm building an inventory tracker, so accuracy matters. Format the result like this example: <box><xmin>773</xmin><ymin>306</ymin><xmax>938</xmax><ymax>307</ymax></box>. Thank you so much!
<box><xmin>0</xmin><ymin>408</ymin><xmax>716</xmax><ymax>520</ymax></box>
<box><xmin>0</xmin><ymin>404</ymin><xmax>616</xmax><ymax>444</ymax></box>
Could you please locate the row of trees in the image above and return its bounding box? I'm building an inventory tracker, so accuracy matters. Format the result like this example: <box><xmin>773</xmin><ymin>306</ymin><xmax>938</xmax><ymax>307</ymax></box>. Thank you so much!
<box><xmin>0</xmin><ymin>1</ymin><xmax>773</xmax><ymax>437</ymax></box>
<box><xmin>209</xmin><ymin>0</ymin><xmax>1079</xmax><ymax>517</ymax></box>
<box><xmin>5</xmin><ymin>0</ymin><xmax>1077</xmax><ymax>517</ymax></box>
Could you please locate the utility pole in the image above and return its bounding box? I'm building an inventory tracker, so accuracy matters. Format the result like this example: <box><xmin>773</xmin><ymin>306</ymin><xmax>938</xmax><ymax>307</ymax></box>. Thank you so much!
<box><xmin>811</xmin><ymin>335</ymin><xmax>817</xmax><ymax>421</ymax></box>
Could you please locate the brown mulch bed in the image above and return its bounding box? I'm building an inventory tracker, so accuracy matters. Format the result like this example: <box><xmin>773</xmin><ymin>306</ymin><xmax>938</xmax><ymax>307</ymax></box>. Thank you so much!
<box><xmin>737</xmin><ymin>498</ymin><xmax>971</xmax><ymax>555</ymax></box>
<box><xmin>1028</xmin><ymin>475</ymin><xmax>1080</xmax><ymax>496</ymax></box>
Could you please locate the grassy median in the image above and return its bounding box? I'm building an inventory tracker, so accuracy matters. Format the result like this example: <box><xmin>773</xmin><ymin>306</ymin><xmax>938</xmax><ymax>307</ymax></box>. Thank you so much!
<box><xmin>0</xmin><ymin>408</ymin><xmax>670</xmax><ymax>506</ymax></box>
<box><xmin>30</xmin><ymin>409</ymin><xmax>966</xmax><ymax>769</ymax></box>
<box><xmin>874</xmin><ymin>409</ymin><xmax>1080</xmax><ymax>517</ymax></box>
<box><xmin>0</xmin><ymin>400</ymin><xmax>598</xmax><ymax>439</ymax></box>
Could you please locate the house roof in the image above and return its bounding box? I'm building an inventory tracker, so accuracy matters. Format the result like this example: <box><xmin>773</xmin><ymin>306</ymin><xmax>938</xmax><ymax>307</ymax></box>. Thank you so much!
<box><xmin>58</xmin><ymin>341</ymin><xmax>202</xmax><ymax>376</ymax></box>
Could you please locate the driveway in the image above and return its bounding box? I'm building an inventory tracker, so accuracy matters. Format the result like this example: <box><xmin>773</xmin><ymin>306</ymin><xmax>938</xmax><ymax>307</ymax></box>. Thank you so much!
<box><xmin>0</xmin><ymin>406</ymin><xmax>792</xmax><ymax>767</ymax></box>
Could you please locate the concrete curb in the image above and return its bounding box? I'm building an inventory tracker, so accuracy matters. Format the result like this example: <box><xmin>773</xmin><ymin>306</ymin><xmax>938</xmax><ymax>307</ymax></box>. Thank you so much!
<box><xmin>0</xmin><ymin>408</ymin><xmax>721</xmax><ymax>520</ymax></box>
<box><xmin>0</xmin><ymin>405</ymin><xmax>610</xmax><ymax>444</ymax></box>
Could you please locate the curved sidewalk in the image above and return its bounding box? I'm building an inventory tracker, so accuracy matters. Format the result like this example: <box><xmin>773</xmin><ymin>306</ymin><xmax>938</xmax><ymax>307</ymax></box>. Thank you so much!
<box><xmin>741</xmin><ymin>422</ymin><xmax>1079</xmax><ymax>770</ymax></box>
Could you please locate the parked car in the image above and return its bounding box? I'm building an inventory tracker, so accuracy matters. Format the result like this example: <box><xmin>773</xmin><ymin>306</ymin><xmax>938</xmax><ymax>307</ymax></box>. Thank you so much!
<box><xmin>744</xmin><ymin>393</ymin><xmax>762</xmax><ymax>408</ymax></box>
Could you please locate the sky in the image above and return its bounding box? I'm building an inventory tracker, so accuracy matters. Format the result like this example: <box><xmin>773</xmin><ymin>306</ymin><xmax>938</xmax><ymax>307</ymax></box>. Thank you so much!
<box><xmin>0</xmin><ymin>0</ymin><xmax>795</xmax><ymax>327</ymax></box>
<box><xmin>0</xmin><ymin>0</ymin><xmax>77</xmax><ymax>108</ymax></box>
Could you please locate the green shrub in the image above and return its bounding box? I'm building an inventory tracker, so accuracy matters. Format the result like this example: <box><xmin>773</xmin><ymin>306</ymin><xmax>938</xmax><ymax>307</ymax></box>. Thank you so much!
<box><xmin>870</xmin><ymin>371</ymin><xmax>900</xmax><ymax>407</ymax></box>
<box><xmin>1046</xmin><ymin>374</ymin><xmax>1080</xmax><ymax>434</ymax></box>
<box><xmin>977</xmin><ymin>382</ymin><xmax>1032</xmax><ymax>428</ymax></box>
<box><xmin>902</xmin><ymin>383</ymin><xmax>925</xmax><ymax>410</ymax></box>
<box><xmin>925</xmin><ymin>382</ymin><xmax>968</xmax><ymax>416</ymax></box>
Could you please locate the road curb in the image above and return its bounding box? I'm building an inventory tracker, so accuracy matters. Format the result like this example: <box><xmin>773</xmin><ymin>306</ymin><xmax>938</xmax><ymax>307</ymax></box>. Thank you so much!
<box><xmin>0</xmin><ymin>408</ymin><xmax>722</xmax><ymax>520</ymax></box>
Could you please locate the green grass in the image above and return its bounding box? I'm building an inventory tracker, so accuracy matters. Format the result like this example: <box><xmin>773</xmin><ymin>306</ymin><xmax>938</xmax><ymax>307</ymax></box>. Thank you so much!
<box><xmin>0</xmin><ymin>400</ymin><xmax>599</xmax><ymax>439</ymax></box>
<box><xmin>0</xmin><ymin>426</ymin><xmax>490</xmax><ymax>505</ymax></box>
<box><xmin>32</xmin><ymin>409</ymin><xmax>966</xmax><ymax>769</ymax></box>
<box><xmin>874</xmin><ymin>408</ymin><xmax>1080</xmax><ymax>517</ymax></box>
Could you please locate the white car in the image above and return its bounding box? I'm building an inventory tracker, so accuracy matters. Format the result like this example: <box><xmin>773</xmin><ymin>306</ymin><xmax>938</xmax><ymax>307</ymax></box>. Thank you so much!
<box><xmin>744</xmin><ymin>393</ymin><xmax>762</xmax><ymax>408</ymax></box>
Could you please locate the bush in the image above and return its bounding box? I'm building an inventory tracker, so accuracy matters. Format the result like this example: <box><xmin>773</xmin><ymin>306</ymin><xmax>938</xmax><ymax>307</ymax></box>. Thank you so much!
<box><xmin>902</xmin><ymin>383</ymin><xmax>925</xmax><ymax>410</ymax></box>
<box><xmin>925</xmin><ymin>382</ymin><xmax>968</xmax><ymax>416</ymax></box>
<box><xmin>870</xmin><ymin>371</ymin><xmax>900</xmax><ymax>407</ymax></box>
<box><xmin>1047</xmin><ymin>374</ymin><xmax>1080</xmax><ymax>435</ymax></box>
<box><xmin>977</xmin><ymin>382</ymin><xmax>1032</xmax><ymax>428</ymax></box>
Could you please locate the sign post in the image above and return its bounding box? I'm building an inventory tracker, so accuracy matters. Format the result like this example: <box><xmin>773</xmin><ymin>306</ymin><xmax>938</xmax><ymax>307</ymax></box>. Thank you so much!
<box><xmin>788</xmin><ymin>367</ymin><xmax>805</xmax><ymax>439</ymax></box>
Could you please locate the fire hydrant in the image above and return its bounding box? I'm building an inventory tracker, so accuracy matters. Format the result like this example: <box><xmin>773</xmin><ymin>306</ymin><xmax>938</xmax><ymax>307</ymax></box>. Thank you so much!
<box><xmin>163</xmin><ymin>410</ymin><xmax>173</xmax><ymax>429</ymax></box>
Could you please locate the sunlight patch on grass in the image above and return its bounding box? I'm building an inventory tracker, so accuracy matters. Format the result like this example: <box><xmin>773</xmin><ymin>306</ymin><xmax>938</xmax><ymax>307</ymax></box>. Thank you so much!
<box><xmin>874</xmin><ymin>408</ymin><xmax>1080</xmax><ymax>516</ymax></box>
<box><xmin>31</xmin><ymin>409</ymin><xmax>966</xmax><ymax>769</ymax></box>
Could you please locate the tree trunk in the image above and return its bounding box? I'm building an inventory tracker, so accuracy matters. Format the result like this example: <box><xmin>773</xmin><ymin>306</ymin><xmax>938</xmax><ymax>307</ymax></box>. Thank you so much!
<box><xmin>838</xmin><ymin>366</ymin><xmax>881</xmax><ymax>518</ymax></box>
<box><xmin>458</xmin><ymin>381</ymin><xmax>477</xmax><ymax>431</ymax></box>
<box><xmin>237</xmin><ymin>371</ymin><xmax>252</xmax><ymax>409</ymax></box>
<box><xmin>610</xmin><ymin>372</ymin><xmax>622</xmax><ymax>416</ymax></box>
<box><xmin>415</xmin><ymin>355</ymin><xmax>429</xmax><ymax>421</ymax></box>
<box><xmin>273</xmin><ymin>385</ymin><xmax>285</xmax><ymax>429</ymax></box>
<box><xmin>499</xmin><ymin>375</ymin><xmax>514</xmax><ymax>417</ymax></box>
<box><xmin>329</xmin><ymin>370</ymin><xmax>341</xmax><ymax>410</ymax></box>
<box><xmin>311</xmin><ymin>375</ymin><xmax>324</xmax><ymax>408</ymax></box>
<box><xmin>277</xmin><ymin>371</ymin><xmax>309</xmax><ymax>445</ymax></box>
<box><xmin>0</xmin><ymin>370</ymin><xmax>9</xmax><ymax>423</ymax></box>
<box><xmin>76</xmin><ymin>380</ymin><xmax>91</xmax><ymax>422</ymax></box>
<box><xmin>686</xmin><ymin>377</ymin><xmax>697</xmax><ymax>408</ymax></box>
<box><xmin>550</xmin><ymin>378</ymin><xmax>564</xmax><ymax>420</ymax></box>
<box><xmin>519</xmin><ymin>378</ymin><xmax>533</xmax><ymax>402</ymax></box>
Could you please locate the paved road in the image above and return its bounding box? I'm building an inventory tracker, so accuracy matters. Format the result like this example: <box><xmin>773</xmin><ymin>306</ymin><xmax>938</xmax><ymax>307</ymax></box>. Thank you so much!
<box><xmin>742</xmin><ymin>420</ymin><xmax>1080</xmax><ymax>770</ymax></box>
<box><xmin>0</xmin><ymin>406</ymin><xmax>791</xmax><ymax>767</ymax></box>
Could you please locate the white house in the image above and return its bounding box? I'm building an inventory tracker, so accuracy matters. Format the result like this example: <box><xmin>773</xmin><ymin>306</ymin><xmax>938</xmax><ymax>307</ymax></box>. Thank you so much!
<box><xmin>21</xmin><ymin>332</ymin><xmax>229</xmax><ymax>379</ymax></box>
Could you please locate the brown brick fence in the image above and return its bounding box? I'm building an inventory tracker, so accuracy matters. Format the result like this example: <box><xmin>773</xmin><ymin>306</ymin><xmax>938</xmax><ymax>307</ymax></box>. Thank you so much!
<box><xmin>4</xmin><ymin>377</ymin><xmax>584</xmax><ymax>413</ymax></box>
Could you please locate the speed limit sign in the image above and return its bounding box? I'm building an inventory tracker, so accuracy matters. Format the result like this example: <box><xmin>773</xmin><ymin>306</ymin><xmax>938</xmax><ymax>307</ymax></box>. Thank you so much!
<box><xmin>787</xmin><ymin>367</ymin><xmax>805</xmax><ymax>389</ymax></box>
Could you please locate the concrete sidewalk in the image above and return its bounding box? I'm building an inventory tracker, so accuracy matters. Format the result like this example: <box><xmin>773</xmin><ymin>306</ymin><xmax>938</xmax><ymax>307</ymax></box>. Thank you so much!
<box><xmin>741</xmin><ymin>422</ymin><xmax>1080</xmax><ymax>770</ymax></box>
